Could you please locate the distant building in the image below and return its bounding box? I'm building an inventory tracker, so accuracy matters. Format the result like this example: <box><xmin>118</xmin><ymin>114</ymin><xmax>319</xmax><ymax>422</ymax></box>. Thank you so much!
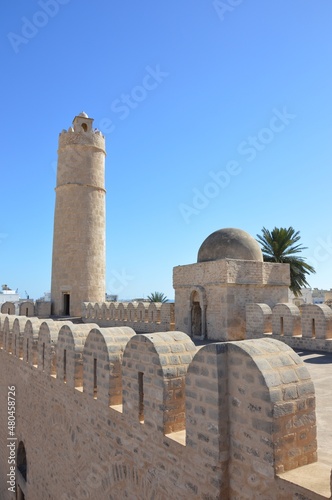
<box><xmin>0</xmin><ymin>285</ymin><xmax>19</xmax><ymax>304</ymax></box>
<box><xmin>288</xmin><ymin>287</ymin><xmax>313</xmax><ymax>306</ymax></box>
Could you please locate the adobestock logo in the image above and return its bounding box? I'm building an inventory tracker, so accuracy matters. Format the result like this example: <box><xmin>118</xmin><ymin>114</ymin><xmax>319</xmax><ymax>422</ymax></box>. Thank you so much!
<box><xmin>108</xmin><ymin>269</ymin><xmax>134</xmax><ymax>294</ymax></box>
<box><xmin>307</xmin><ymin>236</ymin><xmax>332</xmax><ymax>270</ymax></box>
<box><xmin>7</xmin><ymin>0</ymin><xmax>72</xmax><ymax>54</ymax></box>
<box><xmin>98</xmin><ymin>65</ymin><xmax>169</xmax><ymax>135</ymax></box>
<box><xmin>213</xmin><ymin>0</ymin><xmax>245</xmax><ymax>22</ymax></box>
<box><xmin>179</xmin><ymin>106</ymin><xmax>296</xmax><ymax>224</ymax></box>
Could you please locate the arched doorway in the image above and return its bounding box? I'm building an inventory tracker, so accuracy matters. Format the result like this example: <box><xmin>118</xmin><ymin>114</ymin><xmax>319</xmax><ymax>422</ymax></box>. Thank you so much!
<box><xmin>190</xmin><ymin>290</ymin><xmax>206</xmax><ymax>337</ymax></box>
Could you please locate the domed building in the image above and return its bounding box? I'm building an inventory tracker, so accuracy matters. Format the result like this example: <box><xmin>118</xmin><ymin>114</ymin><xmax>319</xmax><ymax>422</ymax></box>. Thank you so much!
<box><xmin>173</xmin><ymin>228</ymin><xmax>290</xmax><ymax>341</ymax></box>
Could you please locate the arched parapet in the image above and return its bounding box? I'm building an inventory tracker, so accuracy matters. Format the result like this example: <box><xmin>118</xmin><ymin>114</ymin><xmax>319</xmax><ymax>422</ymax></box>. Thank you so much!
<box><xmin>246</xmin><ymin>303</ymin><xmax>272</xmax><ymax>339</ymax></box>
<box><xmin>185</xmin><ymin>343</ymin><xmax>229</xmax><ymax>494</ymax></box>
<box><xmin>101</xmin><ymin>302</ymin><xmax>109</xmax><ymax>321</ymax></box>
<box><xmin>127</xmin><ymin>302</ymin><xmax>136</xmax><ymax>322</ymax></box>
<box><xmin>57</xmin><ymin>323</ymin><xmax>99</xmax><ymax>388</ymax></box>
<box><xmin>301</xmin><ymin>304</ymin><xmax>332</xmax><ymax>339</ymax></box>
<box><xmin>3</xmin><ymin>315</ymin><xmax>17</xmax><ymax>353</ymax></box>
<box><xmin>117</xmin><ymin>303</ymin><xmax>127</xmax><ymax>322</ymax></box>
<box><xmin>13</xmin><ymin>317</ymin><xmax>29</xmax><ymax>358</ymax></box>
<box><xmin>136</xmin><ymin>302</ymin><xmax>149</xmax><ymax>323</ymax></box>
<box><xmin>83</xmin><ymin>326</ymin><xmax>136</xmax><ymax>406</ymax></box>
<box><xmin>37</xmin><ymin>320</ymin><xmax>70</xmax><ymax>375</ymax></box>
<box><xmin>122</xmin><ymin>331</ymin><xmax>197</xmax><ymax>434</ymax></box>
<box><xmin>82</xmin><ymin>302</ymin><xmax>90</xmax><ymax>319</ymax></box>
<box><xmin>0</xmin><ymin>313</ymin><xmax>9</xmax><ymax>348</ymax></box>
<box><xmin>19</xmin><ymin>301</ymin><xmax>35</xmax><ymax>317</ymax></box>
<box><xmin>227</xmin><ymin>339</ymin><xmax>316</xmax><ymax>491</ymax></box>
<box><xmin>1</xmin><ymin>301</ymin><xmax>16</xmax><ymax>315</ymax></box>
<box><xmin>94</xmin><ymin>303</ymin><xmax>103</xmax><ymax>321</ymax></box>
<box><xmin>23</xmin><ymin>318</ymin><xmax>43</xmax><ymax>366</ymax></box>
<box><xmin>147</xmin><ymin>302</ymin><xmax>161</xmax><ymax>324</ymax></box>
<box><xmin>272</xmin><ymin>303</ymin><xmax>301</xmax><ymax>337</ymax></box>
<box><xmin>109</xmin><ymin>302</ymin><xmax>118</xmax><ymax>321</ymax></box>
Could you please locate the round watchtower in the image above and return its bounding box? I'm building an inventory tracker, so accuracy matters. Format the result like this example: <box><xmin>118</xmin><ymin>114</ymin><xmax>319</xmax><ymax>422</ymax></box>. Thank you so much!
<box><xmin>51</xmin><ymin>113</ymin><xmax>106</xmax><ymax>317</ymax></box>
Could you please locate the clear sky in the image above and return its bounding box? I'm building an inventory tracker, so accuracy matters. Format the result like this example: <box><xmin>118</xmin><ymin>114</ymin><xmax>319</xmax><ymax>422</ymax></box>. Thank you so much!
<box><xmin>1</xmin><ymin>1</ymin><xmax>332</xmax><ymax>300</ymax></box>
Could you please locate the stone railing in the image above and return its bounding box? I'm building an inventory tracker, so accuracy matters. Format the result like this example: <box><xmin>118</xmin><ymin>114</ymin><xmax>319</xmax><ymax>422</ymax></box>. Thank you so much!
<box><xmin>0</xmin><ymin>312</ymin><xmax>327</xmax><ymax>498</ymax></box>
<box><xmin>82</xmin><ymin>301</ymin><xmax>175</xmax><ymax>333</ymax></box>
<box><xmin>246</xmin><ymin>302</ymin><xmax>332</xmax><ymax>352</ymax></box>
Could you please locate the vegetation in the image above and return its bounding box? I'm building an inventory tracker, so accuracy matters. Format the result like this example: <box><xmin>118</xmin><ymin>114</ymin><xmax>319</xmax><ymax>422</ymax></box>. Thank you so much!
<box><xmin>147</xmin><ymin>291</ymin><xmax>168</xmax><ymax>303</ymax></box>
<box><xmin>256</xmin><ymin>226</ymin><xmax>316</xmax><ymax>296</ymax></box>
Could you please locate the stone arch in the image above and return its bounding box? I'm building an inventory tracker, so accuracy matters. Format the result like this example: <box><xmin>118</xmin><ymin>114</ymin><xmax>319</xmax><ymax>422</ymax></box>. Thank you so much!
<box><xmin>86</xmin><ymin>302</ymin><xmax>95</xmax><ymax>320</ymax></box>
<box><xmin>122</xmin><ymin>331</ymin><xmax>196</xmax><ymax>434</ymax></box>
<box><xmin>83</xmin><ymin>326</ymin><xmax>135</xmax><ymax>406</ymax></box>
<box><xmin>0</xmin><ymin>313</ymin><xmax>5</xmax><ymax>348</ymax></box>
<box><xmin>147</xmin><ymin>302</ymin><xmax>161</xmax><ymax>323</ymax></box>
<box><xmin>272</xmin><ymin>303</ymin><xmax>301</xmax><ymax>337</ymax></box>
<box><xmin>94</xmin><ymin>303</ymin><xmax>103</xmax><ymax>321</ymax></box>
<box><xmin>228</xmin><ymin>339</ymin><xmax>316</xmax><ymax>478</ymax></box>
<box><xmin>82</xmin><ymin>302</ymin><xmax>89</xmax><ymax>319</ymax></box>
<box><xmin>117</xmin><ymin>303</ymin><xmax>126</xmax><ymax>322</ymax></box>
<box><xmin>57</xmin><ymin>323</ymin><xmax>98</xmax><ymax>388</ymax></box>
<box><xmin>3</xmin><ymin>315</ymin><xmax>16</xmax><ymax>353</ymax></box>
<box><xmin>246</xmin><ymin>303</ymin><xmax>272</xmax><ymax>338</ymax></box>
<box><xmin>185</xmin><ymin>342</ymin><xmax>228</xmax><ymax>493</ymax></box>
<box><xmin>109</xmin><ymin>302</ymin><xmax>117</xmax><ymax>321</ymax></box>
<box><xmin>37</xmin><ymin>321</ymin><xmax>67</xmax><ymax>375</ymax></box>
<box><xmin>13</xmin><ymin>317</ymin><xmax>29</xmax><ymax>359</ymax></box>
<box><xmin>127</xmin><ymin>302</ymin><xmax>136</xmax><ymax>322</ymax></box>
<box><xmin>189</xmin><ymin>286</ymin><xmax>206</xmax><ymax>338</ymax></box>
<box><xmin>101</xmin><ymin>302</ymin><xmax>109</xmax><ymax>321</ymax></box>
<box><xmin>23</xmin><ymin>318</ymin><xmax>43</xmax><ymax>366</ymax></box>
<box><xmin>137</xmin><ymin>302</ymin><xmax>149</xmax><ymax>323</ymax></box>
<box><xmin>185</xmin><ymin>338</ymin><xmax>317</xmax><ymax>497</ymax></box>
<box><xmin>19</xmin><ymin>301</ymin><xmax>35</xmax><ymax>317</ymax></box>
<box><xmin>301</xmin><ymin>304</ymin><xmax>332</xmax><ymax>339</ymax></box>
<box><xmin>1</xmin><ymin>301</ymin><xmax>16</xmax><ymax>315</ymax></box>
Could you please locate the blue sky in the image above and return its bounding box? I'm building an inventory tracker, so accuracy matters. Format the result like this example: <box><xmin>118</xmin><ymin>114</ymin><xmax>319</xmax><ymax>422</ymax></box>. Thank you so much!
<box><xmin>1</xmin><ymin>1</ymin><xmax>332</xmax><ymax>300</ymax></box>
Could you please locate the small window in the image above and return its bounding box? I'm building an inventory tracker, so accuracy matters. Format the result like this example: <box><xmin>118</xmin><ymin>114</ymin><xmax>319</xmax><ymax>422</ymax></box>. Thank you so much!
<box><xmin>42</xmin><ymin>342</ymin><xmax>45</xmax><ymax>370</ymax></box>
<box><xmin>138</xmin><ymin>372</ymin><xmax>144</xmax><ymax>423</ymax></box>
<box><xmin>93</xmin><ymin>358</ymin><xmax>97</xmax><ymax>398</ymax></box>
<box><xmin>64</xmin><ymin>349</ymin><xmax>67</xmax><ymax>383</ymax></box>
<box><xmin>81</xmin><ymin>123</ymin><xmax>87</xmax><ymax>132</ymax></box>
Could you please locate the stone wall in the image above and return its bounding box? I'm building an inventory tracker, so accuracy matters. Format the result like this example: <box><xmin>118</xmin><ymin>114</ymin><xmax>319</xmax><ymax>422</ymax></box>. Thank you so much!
<box><xmin>0</xmin><ymin>313</ymin><xmax>330</xmax><ymax>499</ymax></box>
<box><xmin>247</xmin><ymin>302</ymin><xmax>332</xmax><ymax>352</ymax></box>
<box><xmin>82</xmin><ymin>301</ymin><xmax>175</xmax><ymax>333</ymax></box>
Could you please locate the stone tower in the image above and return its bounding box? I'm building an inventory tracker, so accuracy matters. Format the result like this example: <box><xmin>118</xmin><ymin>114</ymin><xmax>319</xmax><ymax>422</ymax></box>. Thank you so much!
<box><xmin>51</xmin><ymin>112</ymin><xmax>106</xmax><ymax>316</ymax></box>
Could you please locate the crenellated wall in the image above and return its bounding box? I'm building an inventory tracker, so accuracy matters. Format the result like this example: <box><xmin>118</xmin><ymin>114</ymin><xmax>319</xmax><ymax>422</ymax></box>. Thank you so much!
<box><xmin>82</xmin><ymin>301</ymin><xmax>175</xmax><ymax>333</ymax></box>
<box><xmin>247</xmin><ymin>302</ymin><xmax>332</xmax><ymax>352</ymax></box>
<box><xmin>0</xmin><ymin>313</ymin><xmax>330</xmax><ymax>499</ymax></box>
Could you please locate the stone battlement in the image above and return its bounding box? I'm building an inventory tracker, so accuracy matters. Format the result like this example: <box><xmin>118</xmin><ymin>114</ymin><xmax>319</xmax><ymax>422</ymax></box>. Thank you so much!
<box><xmin>0</xmin><ymin>313</ymin><xmax>331</xmax><ymax>498</ymax></box>
<box><xmin>82</xmin><ymin>301</ymin><xmax>175</xmax><ymax>332</ymax></box>
<box><xmin>247</xmin><ymin>302</ymin><xmax>332</xmax><ymax>352</ymax></box>
<box><xmin>58</xmin><ymin>127</ymin><xmax>105</xmax><ymax>151</ymax></box>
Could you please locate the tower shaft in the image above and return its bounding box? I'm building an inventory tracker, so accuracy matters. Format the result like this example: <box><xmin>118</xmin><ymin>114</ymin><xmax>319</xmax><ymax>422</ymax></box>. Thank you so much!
<box><xmin>51</xmin><ymin>113</ymin><xmax>106</xmax><ymax>316</ymax></box>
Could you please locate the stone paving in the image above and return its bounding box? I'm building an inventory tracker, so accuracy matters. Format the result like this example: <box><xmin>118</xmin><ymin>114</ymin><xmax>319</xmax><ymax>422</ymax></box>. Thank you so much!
<box><xmin>298</xmin><ymin>349</ymin><xmax>332</xmax><ymax>467</ymax></box>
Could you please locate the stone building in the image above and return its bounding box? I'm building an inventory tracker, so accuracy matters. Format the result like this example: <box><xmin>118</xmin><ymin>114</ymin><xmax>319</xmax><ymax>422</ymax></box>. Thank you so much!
<box><xmin>50</xmin><ymin>113</ymin><xmax>106</xmax><ymax>317</ymax></box>
<box><xmin>173</xmin><ymin>228</ymin><xmax>290</xmax><ymax>341</ymax></box>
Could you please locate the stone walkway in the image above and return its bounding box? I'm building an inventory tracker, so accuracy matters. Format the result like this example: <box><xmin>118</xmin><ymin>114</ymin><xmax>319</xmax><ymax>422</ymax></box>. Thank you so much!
<box><xmin>298</xmin><ymin>350</ymin><xmax>332</xmax><ymax>467</ymax></box>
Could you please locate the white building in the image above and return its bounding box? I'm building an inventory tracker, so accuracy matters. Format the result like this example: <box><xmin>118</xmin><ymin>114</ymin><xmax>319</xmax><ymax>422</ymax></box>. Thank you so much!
<box><xmin>0</xmin><ymin>286</ymin><xmax>20</xmax><ymax>304</ymax></box>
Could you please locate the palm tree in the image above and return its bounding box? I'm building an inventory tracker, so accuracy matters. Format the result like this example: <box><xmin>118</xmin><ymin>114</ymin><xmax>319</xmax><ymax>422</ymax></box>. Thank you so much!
<box><xmin>256</xmin><ymin>227</ymin><xmax>315</xmax><ymax>296</ymax></box>
<box><xmin>147</xmin><ymin>291</ymin><xmax>168</xmax><ymax>303</ymax></box>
